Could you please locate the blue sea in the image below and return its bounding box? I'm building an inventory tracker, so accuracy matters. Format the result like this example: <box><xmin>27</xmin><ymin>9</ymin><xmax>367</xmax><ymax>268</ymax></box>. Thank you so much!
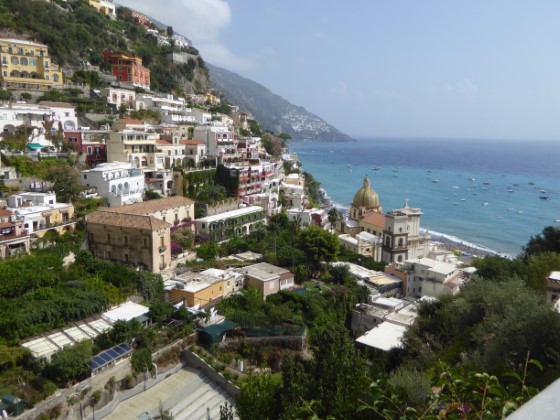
<box><xmin>289</xmin><ymin>138</ymin><xmax>560</xmax><ymax>257</ymax></box>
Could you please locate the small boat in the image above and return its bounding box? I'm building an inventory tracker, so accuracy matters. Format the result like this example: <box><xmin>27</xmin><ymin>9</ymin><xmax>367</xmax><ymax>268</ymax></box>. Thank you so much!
<box><xmin>452</xmin><ymin>186</ymin><xmax>460</xmax><ymax>189</ymax></box>
<box><xmin>432</xmin><ymin>179</ymin><xmax>439</xmax><ymax>183</ymax></box>
<box><xmin>518</xmin><ymin>210</ymin><xmax>524</xmax><ymax>214</ymax></box>
<box><xmin>469</xmin><ymin>177</ymin><xmax>476</xmax><ymax>181</ymax></box>
<box><xmin>372</xmin><ymin>166</ymin><xmax>381</xmax><ymax>171</ymax></box>
<box><xmin>508</xmin><ymin>189</ymin><xmax>514</xmax><ymax>193</ymax></box>
<box><xmin>483</xmin><ymin>203</ymin><xmax>489</xmax><ymax>206</ymax></box>
<box><xmin>540</xmin><ymin>196</ymin><xmax>550</xmax><ymax>200</ymax></box>
<box><xmin>483</xmin><ymin>182</ymin><xmax>490</xmax><ymax>185</ymax></box>
<box><xmin>540</xmin><ymin>189</ymin><xmax>546</xmax><ymax>193</ymax></box>
<box><xmin>513</xmin><ymin>183</ymin><xmax>519</xmax><ymax>187</ymax></box>
<box><xmin>460</xmin><ymin>198</ymin><xmax>466</xmax><ymax>201</ymax></box>
<box><xmin>528</xmin><ymin>182</ymin><xmax>535</xmax><ymax>186</ymax></box>
<box><xmin>556</xmin><ymin>219</ymin><xmax>560</xmax><ymax>223</ymax></box>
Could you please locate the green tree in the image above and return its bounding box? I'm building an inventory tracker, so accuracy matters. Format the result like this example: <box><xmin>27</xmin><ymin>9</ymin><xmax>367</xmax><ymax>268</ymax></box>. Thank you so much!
<box><xmin>523</xmin><ymin>226</ymin><xmax>560</xmax><ymax>258</ymax></box>
<box><xmin>46</xmin><ymin>163</ymin><xmax>83</xmax><ymax>203</ymax></box>
<box><xmin>236</xmin><ymin>373</ymin><xmax>278</xmax><ymax>420</ymax></box>
<box><xmin>297</xmin><ymin>226</ymin><xmax>339</xmax><ymax>270</ymax></box>
<box><xmin>526</xmin><ymin>253</ymin><xmax>560</xmax><ymax>294</ymax></box>
<box><xmin>43</xmin><ymin>341</ymin><xmax>93</xmax><ymax>386</ymax></box>
<box><xmin>327</xmin><ymin>207</ymin><xmax>340</xmax><ymax>233</ymax></box>
<box><xmin>131</xmin><ymin>347</ymin><xmax>153</xmax><ymax>374</ymax></box>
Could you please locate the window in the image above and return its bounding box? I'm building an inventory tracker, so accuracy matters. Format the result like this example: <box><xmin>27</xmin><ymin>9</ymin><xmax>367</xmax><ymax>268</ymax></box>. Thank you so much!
<box><xmin>83</xmin><ymin>174</ymin><xmax>87</xmax><ymax>180</ymax></box>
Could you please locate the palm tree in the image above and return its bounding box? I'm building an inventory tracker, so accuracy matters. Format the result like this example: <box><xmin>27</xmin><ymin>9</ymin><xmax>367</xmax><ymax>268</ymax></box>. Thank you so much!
<box><xmin>327</xmin><ymin>207</ymin><xmax>340</xmax><ymax>234</ymax></box>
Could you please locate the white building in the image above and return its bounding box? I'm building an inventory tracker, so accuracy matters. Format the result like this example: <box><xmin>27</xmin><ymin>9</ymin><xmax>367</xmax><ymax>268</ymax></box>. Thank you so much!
<box><xmin>192</xmin><ymin>108</ymin><xmax>212</xmax><ymax>125</ymax></box>
<box><xmin>144</xmin><ymin>169</ymin><xmax>174</xmax><ymax>197</ymax></box>
<box><xmin>244</xmin><ymin>193</ymin><xmax>282</xmax><ymax>218</ymax></box>
<box><xmin>80</xmin><ymin>162</ymin><xmax>145</xmax><ymax>207</ymax></box>
<box><xmin>192</xmin><ymin>125</ymin><xmax>236</xmax><ymax>158</ymax></box>
<box><xmin>0</xmin><ymin>102</ymin><xmax>77</xmax><ymax>145</ymax></box>
<box><xmin>7</xmin><ymin>192</ymin><xmax>74</xmax><ymax>236</ymax></box>
<box><xmin>195</xmin><ymin>206</ymin><xmax>265</xmax><ymax>241</ymax></box>
<box><xmin>400</xmin><ymin>257</ymin><xmax>462</xmax><ymax>298</ymax></box>
<box><xmin>136</xmin><ymin>93</ymin><xmax>194</xmax><ymax>124</ymax></box>
<box><xmin>281</xmin><ymin>182</ymin><xmax>307</xmax><ymax>209</ymax></box>
<box><xmin>100</xmin><ymin>87</ymin><xmax>136</xmax><ymax>109</ymax></box>
<box><xmin>286</xmin><ymin>207</ymin><xmax>328</xmax><ymax>228</ymax></box>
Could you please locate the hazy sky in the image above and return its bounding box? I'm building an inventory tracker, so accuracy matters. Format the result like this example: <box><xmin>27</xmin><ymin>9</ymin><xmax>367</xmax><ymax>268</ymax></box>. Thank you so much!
<box><xmin>116</xmin><ymin>1</ymin><xmax>560</xmax><ymax>140</ymax></box>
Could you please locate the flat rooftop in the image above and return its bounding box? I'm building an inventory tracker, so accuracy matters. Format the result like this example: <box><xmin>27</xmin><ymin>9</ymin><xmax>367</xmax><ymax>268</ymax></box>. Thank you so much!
<box><xmin>356</xmin><ymin>321</ymin><xmax>407</xmax><ymax>351</ymax></box>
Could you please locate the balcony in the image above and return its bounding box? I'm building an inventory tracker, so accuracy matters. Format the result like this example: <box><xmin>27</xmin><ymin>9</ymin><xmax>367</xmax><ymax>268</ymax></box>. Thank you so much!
<box><xmin>159</xmin><ymin>246</ymin><xmax>166</xmax><ymax>253</ymax></box>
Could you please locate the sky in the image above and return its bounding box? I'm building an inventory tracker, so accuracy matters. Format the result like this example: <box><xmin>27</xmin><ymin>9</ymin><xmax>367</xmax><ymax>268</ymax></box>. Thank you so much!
<box><xmin>116</xmin><ymin>1</ymin><xmax>560</xmax><ymax>141</ymax></box>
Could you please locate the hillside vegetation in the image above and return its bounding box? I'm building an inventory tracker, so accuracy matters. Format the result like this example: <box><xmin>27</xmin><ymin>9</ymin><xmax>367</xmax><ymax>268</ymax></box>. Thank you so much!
<box><xmin>0</xmin><ymin>0</ymin><xmax>209</xmax><ymax>95</ymax></box>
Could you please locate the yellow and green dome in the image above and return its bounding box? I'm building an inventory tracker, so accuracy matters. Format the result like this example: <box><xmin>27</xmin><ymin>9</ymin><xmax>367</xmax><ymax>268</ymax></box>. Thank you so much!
<box><xmin>352</xmin><ymin>176</ymin><xmax>379</xmax><ymax>208</ymax></box>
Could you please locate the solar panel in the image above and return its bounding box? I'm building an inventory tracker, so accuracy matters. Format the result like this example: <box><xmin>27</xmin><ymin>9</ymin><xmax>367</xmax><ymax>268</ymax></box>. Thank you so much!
<box><xmin>113</xmin><ymin>347</ymin><xmax>126</xmax><ymax>356</ymax></box>
<box><xmin>106</xmin><ymin>349</ymin><xmax>119</xmax><ymax>359</ymax></box>
<box><xmin>90</xmin><ymin>342</ymin><xmax>133</xmax><ymax>372</ymax></box>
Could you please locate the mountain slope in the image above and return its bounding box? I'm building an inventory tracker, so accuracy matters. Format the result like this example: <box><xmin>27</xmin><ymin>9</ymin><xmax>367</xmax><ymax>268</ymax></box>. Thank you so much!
<box><xmin>207</xmin><ymin>63</ymin><xmax>353</xmax><ymax>142</ymax></box>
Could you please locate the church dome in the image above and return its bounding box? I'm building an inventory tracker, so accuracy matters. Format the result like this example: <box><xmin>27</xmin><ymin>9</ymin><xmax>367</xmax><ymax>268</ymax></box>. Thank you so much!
<box><xmin>352</xmin><ymin>176</ymin><xmax>379</xmax><ymax>208</ymax></box>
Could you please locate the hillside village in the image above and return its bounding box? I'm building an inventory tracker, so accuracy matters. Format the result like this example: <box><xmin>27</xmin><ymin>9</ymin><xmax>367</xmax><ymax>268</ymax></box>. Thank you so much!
<box><xmin>0</xmin><ymin>1</ymin><xmax>559</xmax><ymax>419</ymax></box>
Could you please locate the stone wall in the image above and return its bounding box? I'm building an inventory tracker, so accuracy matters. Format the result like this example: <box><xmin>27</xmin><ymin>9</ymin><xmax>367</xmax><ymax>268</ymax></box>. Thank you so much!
<box><xmin>182</xmin><ymin>349</ymin><xmax>240</xmax><ymax>397</ymax></box>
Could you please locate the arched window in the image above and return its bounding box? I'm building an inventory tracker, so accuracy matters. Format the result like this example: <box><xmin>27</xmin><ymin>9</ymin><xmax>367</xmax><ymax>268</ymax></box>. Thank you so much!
<box><xmin>398</xmin><ymin>238</ymin><xmax>404</xmax><ymax>247</ymax></box>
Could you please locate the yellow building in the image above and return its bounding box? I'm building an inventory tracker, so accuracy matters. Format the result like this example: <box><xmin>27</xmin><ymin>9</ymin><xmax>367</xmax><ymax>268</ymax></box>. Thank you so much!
<box><xmin>170</xmin><ymin>272</ymin><xmax>225</xmax><ymax>308</ymax></box>
<box><xmin>85</xmin><ymin>210</ymin><xmax>171</xmax><ymax>272</ymax></box>
<box><xmin>0</xmin><ymin>38</ymin><xmax>63</xmax><ymax>91</ymax></box>
<box><xmin>88</xmin><ymin>0</ymin><xmax>116</xmax><ymax>18</ymax></box>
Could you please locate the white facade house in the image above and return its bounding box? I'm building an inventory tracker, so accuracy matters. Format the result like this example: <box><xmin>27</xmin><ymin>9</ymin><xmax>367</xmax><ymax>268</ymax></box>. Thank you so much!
<box><xmin>0</xmin><ymin>102</ymin><xmax>77</xmax><ymax>144</ymax></box>
<box><xmin>80</xmin><ymin>162</ymin><xmax>145</xmax><ymax>207</ymax></box>
<box><xmin>286</xmin><ymin>207</ymin><xmax>328</xmax><ymax>228</ymax></box>
<box><xmin>100</xmin><ymin>87</ymin><xmax>136</xmax><ymax>109</ymax></box>
<box><xmin>171</xmin><ymin>34</ymin><xmax>190</xmax><ymax>48</ymax></box>
<box><xmin>192</xmin><ymin>108</ymin><xmax>212</xmax><ymax>125</ymax></box>
<box><xmin>401</xmin><ymin>257</ymin><xmax>462</xmax><ymax>298</ymax></box>
<box><xmin>281</xmin><ymin>182</ymin><xmax>307</xmax><ymax>209</ymax></box>
<box><xmin>136</xmin><ymin>93</ymin><xmax>194</xmax><ymax>124</ymax></box>
<box><xmin>7</xmin><ymin>192</ymin><xmax>74</xmax><ymax>236</ymax></box>
<box><xmin>244</xmin><ymin>193</ymin><xmax>282</xmax><ymax>218</ymax></box>
<box><xmin>192</xmin><ymin>125</ymin><xmax>236</xmax><ymax>158</ymax></box>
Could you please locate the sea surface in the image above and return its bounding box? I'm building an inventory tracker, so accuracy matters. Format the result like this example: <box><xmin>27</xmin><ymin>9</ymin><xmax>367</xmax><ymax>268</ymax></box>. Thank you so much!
<box><xmin>289</xmin><ymin>138</ymin><xmax>560</xmax><ymax>257</ymax></box>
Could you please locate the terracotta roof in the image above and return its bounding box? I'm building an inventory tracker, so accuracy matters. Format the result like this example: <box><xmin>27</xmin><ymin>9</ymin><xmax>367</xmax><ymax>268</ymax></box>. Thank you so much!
<box><xmin>361</xmin><ymin>212</ymin><xmax>385</xmax><ymax>227</ymax></box>
<box><xmin>156</xmin><ymin>139</ymin><xmax>171</xmax><ymax>145</ymax></box>
<box><xmin>0</xmin><ymin>209</ymin><xmax>11</xmax><ymax>218</ymax></box>
<box><xmin>85</xmin><ymin>210</ymin><xmax>170</xmax><ymax>231</ymax></box>
<box><xmin>179</xmin><ymin>140</ymin><xmax>205</xmax><ymax>145</ymax></box>
<box><xmin>105</xmin><ymin>196</ymin><xmax>195</xmax><ymax>216</ymax></box>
